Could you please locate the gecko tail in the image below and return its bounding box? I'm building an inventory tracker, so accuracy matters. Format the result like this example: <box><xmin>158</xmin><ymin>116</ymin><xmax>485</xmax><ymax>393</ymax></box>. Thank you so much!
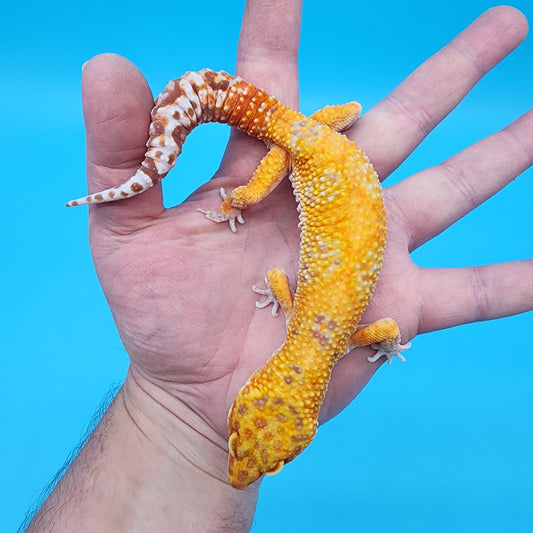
<box><xmin>65</xmin><ymin>167</ymin><xmax>159</xmax><ymax>207</ymax></box>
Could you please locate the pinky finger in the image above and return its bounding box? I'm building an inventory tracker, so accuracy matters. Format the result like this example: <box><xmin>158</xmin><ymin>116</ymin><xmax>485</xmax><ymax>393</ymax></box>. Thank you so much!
<box><xmin>417</xmin><ymin>260</ymin><xmax>533</xmax><ymax>334</ymax></box>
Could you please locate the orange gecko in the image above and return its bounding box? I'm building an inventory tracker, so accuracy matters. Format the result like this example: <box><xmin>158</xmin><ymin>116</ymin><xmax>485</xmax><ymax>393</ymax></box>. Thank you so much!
<box><xmin>67</xmin><ymin>69</ymin><xmax>410</xmax><ymax>489</ymax></box>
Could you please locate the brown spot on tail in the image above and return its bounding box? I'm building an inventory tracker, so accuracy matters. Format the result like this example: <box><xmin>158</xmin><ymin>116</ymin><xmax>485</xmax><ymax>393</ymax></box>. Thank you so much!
<box><xmin>204</xmin><ymin>70</ymin><xmax>230</xmax><ymax>92</ymax></box>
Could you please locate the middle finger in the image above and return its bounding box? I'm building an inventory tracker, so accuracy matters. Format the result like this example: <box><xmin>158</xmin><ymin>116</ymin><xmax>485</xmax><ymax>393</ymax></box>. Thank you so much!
<box><xmin>350</xmin><ymin>6</ymin><xmax>528</xmax><ymax>179</ymax></box>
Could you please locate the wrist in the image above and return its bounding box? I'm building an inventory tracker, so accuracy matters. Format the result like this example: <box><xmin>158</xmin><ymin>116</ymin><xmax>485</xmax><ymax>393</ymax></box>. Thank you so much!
<box><xmin>29</xmin><ymin>365</ymin><xmax>259</xmax><ymax>532</ymax></box>
<box><xmin>119</xmin><ymin>365</ymin><xmax>260</xmax><ymax>531</ymax></box>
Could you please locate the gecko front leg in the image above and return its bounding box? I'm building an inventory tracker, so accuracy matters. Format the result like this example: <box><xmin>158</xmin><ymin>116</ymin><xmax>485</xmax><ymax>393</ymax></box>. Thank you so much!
<box><xmin>252</xmin><ymin>267</ymin><xmax>294</xmax><ymax>318</ymax></box>
<box><xmin>349</xmin><ymin>318</ymin><xmax>411</xmax><ymax>364</ymax></box>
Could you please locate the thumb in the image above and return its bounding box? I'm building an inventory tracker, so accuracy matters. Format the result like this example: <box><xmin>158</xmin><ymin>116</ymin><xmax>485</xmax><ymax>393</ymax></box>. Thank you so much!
<box><xmin>80</xmin><ymin>54</ymin><xmax>163</xmax><ymax>232</ymax></box>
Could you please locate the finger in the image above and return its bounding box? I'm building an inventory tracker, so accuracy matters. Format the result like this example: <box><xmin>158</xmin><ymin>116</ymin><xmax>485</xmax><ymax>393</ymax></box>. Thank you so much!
<box><xmin>416</xmin><ymin>260</ymin><xmax>533</xmax><ymax>334</ymax></box>
<box><xmin>234</xmin><ymin>0</ymin><xmax>301</xmax><ymax>105</ymax></box>
<box><xmin>321</xmin><ymin>257</ymin><xmax>533</xmax><ymax>422</ymax></box>
<box><xmin>218</xmin><ymin>0</ymin><xmax>302</xmax><ymax>179</ymax></box>
<box><xmin>350</xmin><ymin>6</ymin><xmax>528</xmax><ymax>179</ymax></box>
<box><xmin>391</xmin><ymin>108</ymin><xmax>533</xmax><ymax>251</ymax></box>
<box><xmin>82</xmin><ymin>54</ymin><xmax>164</xmax><ymax>231</ymax></box>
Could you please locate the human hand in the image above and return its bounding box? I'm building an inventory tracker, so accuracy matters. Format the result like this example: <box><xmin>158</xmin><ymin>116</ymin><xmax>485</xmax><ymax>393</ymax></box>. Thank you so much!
<box><xmin>81</xmin><ymin>0</ymin><xmax>305</xmax><ymax>493</ymax></box>
<box><xmin>81</xmin><ymin>0</ymin><xmax>532</xmax><ymax>492</ymax></box>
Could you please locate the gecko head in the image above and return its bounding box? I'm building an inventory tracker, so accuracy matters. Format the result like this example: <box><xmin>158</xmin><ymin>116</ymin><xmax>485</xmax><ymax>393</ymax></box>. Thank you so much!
<box><xmin>227</xmin><ymin>431</ymin><xmax>285</xmax><ymax>489</ymax></box>
<box><xmin>226</xmin><ymin>385</ymin><xmax>317</xmax><ymax>489</ymax></box>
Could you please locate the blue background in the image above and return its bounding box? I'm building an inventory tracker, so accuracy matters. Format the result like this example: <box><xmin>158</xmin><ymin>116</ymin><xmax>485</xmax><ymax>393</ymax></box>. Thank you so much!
<box><xmin>2</xmin><ymin>0</ymin><xmax>532</xmax><ymax>531</ymax></box>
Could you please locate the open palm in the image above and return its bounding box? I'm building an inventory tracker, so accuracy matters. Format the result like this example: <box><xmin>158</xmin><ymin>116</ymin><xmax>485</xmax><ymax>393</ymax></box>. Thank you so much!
<box><xmin>80</xmin><ymin>2</ymin><xmax>532</xmax><ymax>462</ymax></box>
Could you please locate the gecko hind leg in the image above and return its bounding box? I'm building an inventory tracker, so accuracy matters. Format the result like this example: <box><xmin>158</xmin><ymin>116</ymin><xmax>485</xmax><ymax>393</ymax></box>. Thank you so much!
<box><xmin>199</xmin><ymin>102</ymin><xmax>362</xmax><ymax>232</ymax></box>
<box><xmin>252</xmin><ymin>267</ymin><xmax>294</xmax><ymax>318</ymax></box>
<box><xmin>226</xmin><ymin>101</ymin><xmax>363</xmax><ymax>214</ymax></box>
<box><xmin>349</xmin><ymin>318</ymin><xmax>411</xmax><ymax>365</ymax></box>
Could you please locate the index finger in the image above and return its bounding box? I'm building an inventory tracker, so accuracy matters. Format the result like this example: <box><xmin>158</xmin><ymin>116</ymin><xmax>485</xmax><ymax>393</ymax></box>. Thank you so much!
<box><xmin>218</xmin><ymin>0</ymin><xmax>302</xmax><ymax>179</ymax></box>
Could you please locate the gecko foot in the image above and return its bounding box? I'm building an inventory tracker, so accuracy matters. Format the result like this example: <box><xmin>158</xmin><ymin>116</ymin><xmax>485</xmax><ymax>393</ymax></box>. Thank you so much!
<box><xmin>198</xmin><ymin>188</ymin><xmax>244</xmax><ymax>233</ymax></box>
<box><xmin>252</xmin><ymin>268</ymin><xmax>293</xmax><ymax>318</ymax></box>
<box><xmin>252</xmin><ymin>280</ymin><xmax>280</xmax><ymax>317</ymax></box>
<box><xmin>367</xmin><ymin>340</ymin><xmax>411</xmax><ymax>365</ymax></box>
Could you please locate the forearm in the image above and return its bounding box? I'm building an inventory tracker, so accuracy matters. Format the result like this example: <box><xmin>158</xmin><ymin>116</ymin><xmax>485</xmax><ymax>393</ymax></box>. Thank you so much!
<box><xmin>27</xmin><ymin>367</ymin><xmax>259</xmax><ymax>532</ymax></box>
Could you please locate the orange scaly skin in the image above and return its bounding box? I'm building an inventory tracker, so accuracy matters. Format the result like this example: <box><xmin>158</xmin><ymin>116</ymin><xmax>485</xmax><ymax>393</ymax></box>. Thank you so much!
<box><xmin>66</xmin><ymin>69</ymin><xmax>409</xmax><ymax>489</ymax></box>
<box><xmin>226</xmin><ymin>112</ymin><xmax>393</xmax><ymax>488</ymax></box>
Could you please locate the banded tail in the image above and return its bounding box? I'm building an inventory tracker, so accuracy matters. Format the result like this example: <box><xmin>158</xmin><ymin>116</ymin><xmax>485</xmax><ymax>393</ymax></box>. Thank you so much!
<box><xmin>66</xmin><ymin>69</ymin><xmax>282</xmax><ymax>207</ymax></box>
